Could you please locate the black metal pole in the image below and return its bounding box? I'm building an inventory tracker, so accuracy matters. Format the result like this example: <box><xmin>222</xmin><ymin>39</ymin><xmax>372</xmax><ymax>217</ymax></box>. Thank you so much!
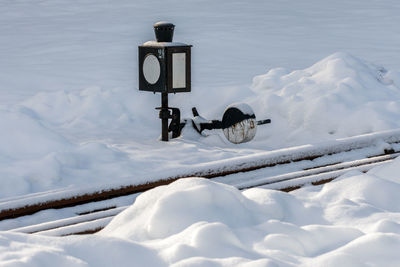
<box><xmin>161</xmin><ymin>92</ymin><xmax>169</xmax><ymax>141</ymax></box>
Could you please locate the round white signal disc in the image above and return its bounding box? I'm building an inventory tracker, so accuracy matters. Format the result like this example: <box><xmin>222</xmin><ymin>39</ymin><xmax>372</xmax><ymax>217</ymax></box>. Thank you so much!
<box><xmin>223</xmin><ymin>118</ymin><xmax>257</xmax><ymax>144</ymax></box>
<box><xmin>143</xmin><ymin>54</ymin><xmax>160</xmax><ymax>84</ymax></box>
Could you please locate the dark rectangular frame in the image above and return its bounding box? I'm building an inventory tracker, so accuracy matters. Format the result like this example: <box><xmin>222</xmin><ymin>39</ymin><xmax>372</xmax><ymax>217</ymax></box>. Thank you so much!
<box><xmin>139</xmin><ymin>44</ymin><xmax>191</xmax><ymax>93</ymax></box>
<box><xmin>138</xmin><ymin>46</ymin><xmax>167</xmax><ymax>93</ymax></box>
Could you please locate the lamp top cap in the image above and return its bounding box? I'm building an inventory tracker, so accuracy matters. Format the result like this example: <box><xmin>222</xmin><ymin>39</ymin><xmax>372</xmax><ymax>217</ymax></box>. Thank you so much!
<box><xmin>154</xmin><ymin>21</ymin><xmax>175</xmax><ymax>42</ymax></box>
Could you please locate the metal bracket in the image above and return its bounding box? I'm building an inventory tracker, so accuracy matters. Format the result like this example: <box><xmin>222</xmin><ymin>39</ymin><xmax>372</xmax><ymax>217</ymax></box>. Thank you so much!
<box><xmin>156</xmin><ymin>107</ymin><xmax>184</xmax><ymax>139</ymax></box>
<box><xmin>191</xmin><ymin>107</ymin><xmax>222</xmax><ymax>134</ymax></box>
<box><xmin>191</xmin><ymin>107</ymin><xmax>271</xmax><ymax>134</ymax></box>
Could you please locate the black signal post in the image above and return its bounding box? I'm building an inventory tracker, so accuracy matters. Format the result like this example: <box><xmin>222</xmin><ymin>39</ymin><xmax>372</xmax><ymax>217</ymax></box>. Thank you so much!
<box><xmin>139</xmin><ymin>22</ymin><xmax>192</xmax><ymax>141</ymax></box>
<box><xmin>161</xmin><ymin>92</ymin><xmax>169</xmax><ymax>141</ymax></box>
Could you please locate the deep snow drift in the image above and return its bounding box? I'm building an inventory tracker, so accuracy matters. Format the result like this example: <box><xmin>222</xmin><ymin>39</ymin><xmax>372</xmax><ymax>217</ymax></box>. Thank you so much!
<box><xmin>1</xmin><ymin>158</ymin><xmax>400</xmax><ymax>266</ymax></box>
<box><xmin>1</xmin><ymin>52</ymin><xmax>399</xmax><ymax>198</ymax></box>
<box><xmin>249</xmin><ymin>52</ymin><xmax>400</xmax><ymax>145</ymax></box>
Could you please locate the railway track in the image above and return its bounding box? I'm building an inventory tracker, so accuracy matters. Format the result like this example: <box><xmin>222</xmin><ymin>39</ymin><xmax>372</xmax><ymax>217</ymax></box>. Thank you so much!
<box><xmin>2</xmin><ymin>129</ymin><xmax>400</xmax><ymax>236</ymax></box>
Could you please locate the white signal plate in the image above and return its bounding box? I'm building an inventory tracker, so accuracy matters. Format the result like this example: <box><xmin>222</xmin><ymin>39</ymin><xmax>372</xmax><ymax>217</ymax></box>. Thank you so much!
<box><xmin>143</xmin><ymin>54</ymin><xmax>160</xmax><ymax>85</ymax></box>
<box><xmin>172</xmin><ymin>53</ymin><xmax>186</xmax><ymax>88</ymax></box>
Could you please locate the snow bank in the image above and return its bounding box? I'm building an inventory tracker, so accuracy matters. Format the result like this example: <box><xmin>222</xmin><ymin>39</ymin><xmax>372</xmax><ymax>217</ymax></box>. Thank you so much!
<box><xmin>0</xmin><ymin>88</ymin><xmax>155</xmax><ymax>197</ymax></box>
<box><xmin>250</xmin><ymin>52</ymin><xmax>400</xmax><ymax>146</ymax></box>
<box><xmin>100</xmin><ymin>161</ymin><xmax>400</xmax><ymax>265</ymax></box>
<box><xmin>1</xmin><ymin>164</ymin><xmax>400</xmax><ymax>266</ymax></box>
<box><xmin>0</xmin><ymin>233</ymin><xmax>165</xmax><ymax>267</ymax></box>
<box><xmin>19</xmin><ymin>87</ymin><xmax>158</xmax><ymax>139</ymax></box>
<box><xmin>0</xmin><ymin>109</ymin><xmax>71</xmax><ymax>158</ymax></box>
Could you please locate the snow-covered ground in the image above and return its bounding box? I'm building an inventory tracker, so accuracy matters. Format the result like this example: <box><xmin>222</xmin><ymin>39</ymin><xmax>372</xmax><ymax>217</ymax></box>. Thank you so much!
<box><xmin>1</xmin><ymin>0</ymin><xmax>400</xmax><ymax>197</ymax></box>
<box><xmin>1</xmin><ymin>0</ymin><xmax>400</xmax><ymax>265</ymax></box>
<box><xmin>2</xmin><ymin>51</ymin><xmax>400</xmax><ymax>198</ymax></box>
<box><xmin>2</xmin><ymin>165</ymin><xmax>400</xmax><ymax>266</ymax></box>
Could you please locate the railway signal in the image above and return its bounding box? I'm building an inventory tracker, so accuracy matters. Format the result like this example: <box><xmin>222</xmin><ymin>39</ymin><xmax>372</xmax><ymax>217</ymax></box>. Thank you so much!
<box><xmin>139</xmin><ymin>22</ymin><xmax>192</xmax><ymax>141</ymax></box>
<box><xmin>139</xmin><ymin>22</ymin><xmax>270</xmax><ymax>143</ymax></box>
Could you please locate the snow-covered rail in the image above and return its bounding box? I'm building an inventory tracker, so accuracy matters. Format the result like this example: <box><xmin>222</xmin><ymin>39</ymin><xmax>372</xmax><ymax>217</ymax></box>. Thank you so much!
<box><xmin>7</xmin><ymin>152</ymin><xmax>396</xmax><ymax>237</ymax></box>
<box><xmin>2</xmin><ymin>129</ymin><xmax>400</xmax><ymax>236</ymax></box>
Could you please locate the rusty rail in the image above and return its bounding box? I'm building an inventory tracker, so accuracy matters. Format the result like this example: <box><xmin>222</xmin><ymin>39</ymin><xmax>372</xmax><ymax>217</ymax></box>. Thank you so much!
<box><xmin>12</xmin><ymin>152</ymin><xmax>395</xmax><ymax>236</ymax></box>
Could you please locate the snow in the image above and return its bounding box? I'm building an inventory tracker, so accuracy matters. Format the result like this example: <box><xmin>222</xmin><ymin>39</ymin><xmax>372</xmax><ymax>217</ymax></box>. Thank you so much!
<box><xmin>143</xmin><ymin>41</ymin><xmax>190</xmax><ymax>47</ymax></box>
<box><xmin>0</xmin><ymin>0</ymin><xmax>399</xmax><ymax>198</ymax></box>
<box><xmin>1</xmin><ymin>52</ymin><xmax>400</xmax><ymax>198</ymax></box>
<box><xmin>249</xmin><ymin>52</ymin><xmax>400</xmax><ymax>146</ymax></box>
<box><xmin>2</xmin><ymin>161</ymin><xmax>400</xmax><ymax>266</ymax></box>
<box><xmin>1</xmin><ymin>0</ymin><xmax>400</xmax><ymax>265</ymax></box>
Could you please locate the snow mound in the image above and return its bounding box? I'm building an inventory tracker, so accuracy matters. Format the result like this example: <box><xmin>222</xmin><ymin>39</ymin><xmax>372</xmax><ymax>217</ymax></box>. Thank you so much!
<box><xmin>1</xmin><ymin>173</ymin><xmax>400</xmax><ymax>266</ymax></box>
<box><xmin>0</xmin><ymin>101</ymin><xmax>146</xmax><ymax>197</ymax></box>
<box><xmin>250</xmin><ymin>52</ymin><xmax>400</xmax><ymax>145</ymax></box>
<box><xmin>100</xmin><ymin>174</ymin><xmax>400</xmax><ymax>265</ymax></box>
<box><xmin>315</xmin><ymin>173</ymin><xmax>400</xmax><ymax>213</ymax></box>
<box><xmin>100</xmin><ymin>178</ymin><xmax>279</xmax><ymax>240</ymax></box>
<box><xmin>0</xmin><ymin>109</ymin><xmax>71</xmax><ymax>159</ymax></box>
<box><xmin>19</xmin><ymin>87</ymin><xmax>159</xmax><ymax>138</ymax></box>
